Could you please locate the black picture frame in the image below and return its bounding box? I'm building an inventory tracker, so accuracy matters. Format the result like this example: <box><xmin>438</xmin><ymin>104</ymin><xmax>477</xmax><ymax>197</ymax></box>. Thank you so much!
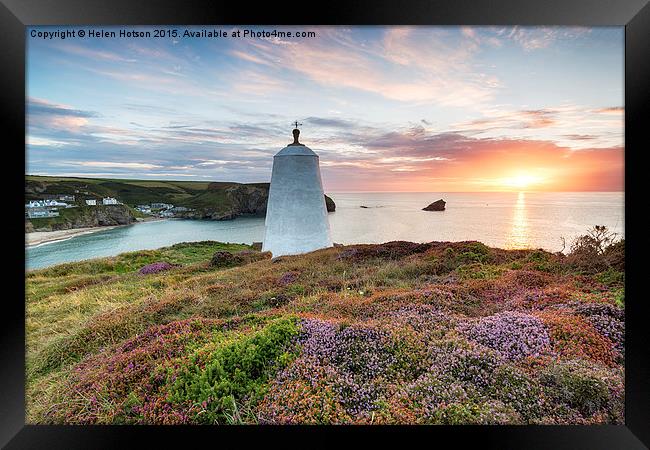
<box><xmin>2</xmin><ymin>0</ymin><xmax>648</xmax><ymax>448</ymax></box>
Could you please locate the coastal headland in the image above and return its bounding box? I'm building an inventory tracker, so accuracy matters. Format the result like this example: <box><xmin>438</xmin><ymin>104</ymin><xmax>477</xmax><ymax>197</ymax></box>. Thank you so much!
<box><xmin>25</xmin><ymin>175</ymin><xmax>335</xmax><ymax>234</ymax></box>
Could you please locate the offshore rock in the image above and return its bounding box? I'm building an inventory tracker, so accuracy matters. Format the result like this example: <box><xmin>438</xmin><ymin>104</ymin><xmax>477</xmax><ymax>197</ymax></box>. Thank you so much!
<box><xmin>423</xmin><ymin>199</ymin><xmax>446</xmax><ymax>211</ymax></box>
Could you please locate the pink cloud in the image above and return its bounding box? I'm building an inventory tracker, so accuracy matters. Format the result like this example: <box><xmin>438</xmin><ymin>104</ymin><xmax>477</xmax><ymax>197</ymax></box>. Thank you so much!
<box><xmin>57</xmin><ymin>43</ymin><xmax>137</xmax><ymax>63</ymax></box>
<box><xmin>231</xmin><ymin>28</ymin><xmax>498</xmax><ymax>107</ymax></box>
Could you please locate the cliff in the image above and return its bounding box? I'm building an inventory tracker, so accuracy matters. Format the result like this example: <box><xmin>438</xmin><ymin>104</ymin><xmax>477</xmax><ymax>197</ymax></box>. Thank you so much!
<box><xmin>25</xmin><ymin>176</ymin><xmax>336</xmax><ymax>223</ymax></box>
<box><xmin>27</xmin><ymin>204</ymin><xmax>136</xmax><ymax>232</ymax></box>
<box><xmin>179</xmin><ymin>183</ymin><xmax>336</xmax><ymax>220</ymax></box>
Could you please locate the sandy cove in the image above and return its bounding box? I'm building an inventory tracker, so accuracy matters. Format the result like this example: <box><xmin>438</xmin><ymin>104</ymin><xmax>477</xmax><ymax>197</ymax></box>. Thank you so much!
<box><xmin>26</xmin><ymin>226</ymin><xmax>123</xmax><ymax>247</ymax></box>
<box><xmin>25</xmin><ymin>217</ymin><xmax>165</xmax><ymax>248</ymax></box>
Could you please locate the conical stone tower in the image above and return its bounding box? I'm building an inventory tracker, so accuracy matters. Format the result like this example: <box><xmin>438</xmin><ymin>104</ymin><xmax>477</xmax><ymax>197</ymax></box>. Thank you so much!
<box><xmin>262</xmin><ymin>125</ymin><xmax>333</xmax><ymax>257</ymax></box>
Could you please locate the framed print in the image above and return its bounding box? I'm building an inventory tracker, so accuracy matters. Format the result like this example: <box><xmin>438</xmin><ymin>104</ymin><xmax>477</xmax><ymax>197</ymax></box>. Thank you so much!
<box><xmin>1</xmin><ymin>0</ymin><xmax>649</xmax><ymax>448</ymax></box>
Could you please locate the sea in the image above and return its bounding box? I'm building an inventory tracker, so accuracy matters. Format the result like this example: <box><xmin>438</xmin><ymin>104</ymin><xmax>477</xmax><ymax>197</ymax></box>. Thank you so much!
<box><xmin>26</xmin><ymin>192</ymin><xmax>624</xmax><ymax>270</ymax></box>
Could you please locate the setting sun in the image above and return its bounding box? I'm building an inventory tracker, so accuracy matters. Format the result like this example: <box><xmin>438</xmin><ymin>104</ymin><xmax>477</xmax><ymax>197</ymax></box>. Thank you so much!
<box><xmin>499</xmin><ymin>172</ymin><xmax>545</xmax><ymax>190</ymax></box>
<box><xmin>506</xmin><ymin>174</ymin><xmax>541</xmax><ymax>188</ymax></box>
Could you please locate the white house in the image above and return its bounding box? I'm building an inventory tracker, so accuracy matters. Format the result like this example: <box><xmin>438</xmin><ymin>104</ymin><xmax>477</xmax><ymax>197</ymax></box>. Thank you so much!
<box><xmin>26</xmin><ymin>199</ymin><xmax>68</xmax><ymax>208</ymax></box>
<box><xmin>85</xmin><ymin>199</ymin><xmax>97</xmax><ymax>206</ymax></box>
<box><xmin>26</xmin><ymin>208</ymin><xmax>59</xmax><ymax>218</ymax></box>
<box><xmin>151</xmin><ymin>202</ymin><xmax>173</xmax><ymax>210</ymax></box>
<box><xmin>102</xmin><ymin>197</ymin><xmax>119</xmax><ymax>205</ymax></box>
<box><xmin>135</xmin><ymin>205</ymin><xmax>152</xmax><ymax>214</ymax></box>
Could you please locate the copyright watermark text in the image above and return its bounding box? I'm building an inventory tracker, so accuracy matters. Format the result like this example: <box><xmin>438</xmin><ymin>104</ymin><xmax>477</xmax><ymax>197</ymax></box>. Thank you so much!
<box><xmin>29</xmin><ymin>28</ymin><xmax>317</xmax><ymax>40</ymax></box>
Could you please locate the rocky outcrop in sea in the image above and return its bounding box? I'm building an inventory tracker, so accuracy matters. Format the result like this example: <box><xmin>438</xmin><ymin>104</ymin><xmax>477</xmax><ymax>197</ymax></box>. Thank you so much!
<box><xmin>423</xmin><ymin>199</ymin><xmax>446</xmax><ymax>211</ymax></box>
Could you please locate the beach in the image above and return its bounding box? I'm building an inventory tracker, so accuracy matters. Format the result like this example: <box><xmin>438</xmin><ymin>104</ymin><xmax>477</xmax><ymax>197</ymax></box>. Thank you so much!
<box><xmin>25</xmin><ymin>217</ymin><xmax>166</xmax><ymax>248</ymax></box>
<box><xmin>26</xmin><ymin>226</ymin><xmax>124</xmax><ymax>247</ymax></box>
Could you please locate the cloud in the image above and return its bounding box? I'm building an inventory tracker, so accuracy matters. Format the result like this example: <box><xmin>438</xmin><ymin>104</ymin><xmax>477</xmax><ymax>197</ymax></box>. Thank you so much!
<box><xmin>449</xmin><ymin>104</ymin><xmax>623</xmax><ymax>149</ymax></box>
<box><xmin>453</xmin><ymin>109</ymin><xmax>557</xmax><ymax>133</ymax></box>
<box><xmin>230</xmin><ymin>70</ymin><xmax>289</xmax><ymax>95</ymax></box>
<box><xmin>562</xmin><ymin>134</ymin><xmax>598</xmax><ymax>141</ymax></box>
<box><xmin>592</xmin><ymin>106</ymin><xmax>624</xmax><ymax>115</ymax></box>
<box><xmin>229</xmin><ymin>49</ymin><xmax>275</xmax><ymax>67</ymax></box>
<box><xmin>234</xmin><ymin>27</ymin><xmax>499</xmax><ymax>107</ymax></box>
<box><xmin>27</xmin><ymin>98</ymin><xmax>102</xmax><ymax>138</ymax></box>
<box><xmin>319</xmin><ymin>130</ymin><xmax>623</xmax><ymax>192</ymax></box>
<box><xmin>26</xmin><ymin>105</ymin><xmax>623</xmax><ymax>192</ymax></box>
<box><xmin>499</xmin><ymin>26</ymin><xmax>592</xmax><ymax>51</ymax></box>
<box><xmin>26</xmin><ymin>26</ymin><xmax>624</xmax><ymax>191</ymax></box>
<box><xmin>28</xmin><ymin>97</ymin><xmax>99</xmax><ymax>119</ymax></box>
<box><xmin>57</xmin><ymin>43</ymin><xmax>137</xmax><ymax>63</ymax></box>
<box><xmin>304</xmin><ymin>117</ymin><xmax>356</xmax><ymax>129</ymax></box>
<box><xmin>76</xmin><ymin>161</ymin><xmax>164</xmax><ymax>170</ymax></box>
<box><xmin>27</xmin><ymin>136</ymin><xmax>74</xmax><ymax>147</ymax></box>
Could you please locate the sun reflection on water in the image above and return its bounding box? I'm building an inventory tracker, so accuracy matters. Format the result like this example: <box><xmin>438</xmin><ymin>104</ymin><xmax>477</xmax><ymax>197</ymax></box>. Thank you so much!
<box><xmin>507</xmin><ymin>191</ymin><xmax>529</xmax><ymax>249</ymax></box>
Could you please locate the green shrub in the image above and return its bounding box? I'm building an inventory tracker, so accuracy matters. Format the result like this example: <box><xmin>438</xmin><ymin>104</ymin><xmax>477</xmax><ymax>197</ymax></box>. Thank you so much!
<box><xmin>465</xmin><ymin>242</ymin><xmax>490</xmax><ymax>257</ymax></box>
<box><xmin>456</xmin><ymin>243</ymin><xmax>489</xmax><ymax>264</ymax></box>
<box><xmin>540</xmin><ymin>359</ymin><xmax>612</xmax><ymax>417</ymax></box>
<box><xmin>167</xmin><ymin>316</ymin><xmax>300</xmax><ymax>424</ymax></box>
<box><xmin>595</xmin><ymin>269</ymin><xmax>624</xmax><ymax>287</ymax></box>
<box><xmin>612</xmin><ymin>288</ymin><xmax>625</xmax><ymax>308</ymax></box>
<box><xmin>456</xmin><ymin>263</ymin><xmax>503</xmax><ymax>280</ymax></box>
<box><xmin>458</xmin><ymin>252</ymin><xmax>487</xmax><ymax>264</ymax></box>
<box><xmin>490</xmin><ymin>365</ymin><xmax>545</xmax><ymax>420</ymax></box>
<box><xmin>603</xmin><ymin>239</ymin><xmax>624</xmax><ymax>271</ymax></box>
<box><xmin>285</xmin><ymin>284</ymin><xmax>306</xmax><ymax>297</ymax></box>
<box><xmin>429</xmin><ymin>400</ymin><xmax>521</xmax><ymax>425</ymax></box>
<box><xmin>566</xmin><ymin>226</ymin><xmax>623</xmax><ymax>275</ymax></box>
<box><xmin>526</xmin><ymin>250</ymin><xmax>560</xmax><ymax>273</ymax></box>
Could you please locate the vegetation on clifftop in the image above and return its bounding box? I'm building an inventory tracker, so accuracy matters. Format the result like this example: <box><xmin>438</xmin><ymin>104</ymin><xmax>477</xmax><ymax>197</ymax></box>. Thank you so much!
<box><xmin>25</xmin><ymin>175</ymin><xmax>335</xmax><ymax>223</ymax></box>
<box><xmin>28</xmin><ymin>204</ymin><xmax>137</xmax><ymax>231</ymax></box>
<box><xmin>26</xmin><ymin>229</ymin><xmax>624</xmax><ymax>425</ymax></box>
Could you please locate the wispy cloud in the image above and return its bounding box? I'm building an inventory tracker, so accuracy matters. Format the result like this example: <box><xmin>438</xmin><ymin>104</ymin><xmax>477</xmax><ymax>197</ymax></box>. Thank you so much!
<box><xmin>305</xmin><ymin>117</ymin><xmax>356</xmax><ymax>129</ymax></box>
<box><xmin>28</xmin><ymin>97</ymin><xmax>99</xmax><ymax>119</ymax></box>
<box><xmin>496</xmin><ymin>26</ymin><xmax>592</xmax><ymax>51</ymax></box>
<box><xmin>230</xmin><ymin>27</ymin><xmax>498</xmax><ymax>107</ymax></box>
<box><xmin>56</xmin><ymin>43</ymin><xmax>138</xmax><ymax>63</ymax></box>
<box><xmin>76</xmin><ymin>161</ymin><xmax>164</xmax><ymax>170</ymax></box>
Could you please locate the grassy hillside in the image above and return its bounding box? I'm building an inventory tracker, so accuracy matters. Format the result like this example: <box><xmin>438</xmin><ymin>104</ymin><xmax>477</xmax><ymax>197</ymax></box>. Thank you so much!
<box><xmin>26</xmin><ymin>175</ymin><xmax>222</xmax><ymax>208</ymax></box>
<box><xmin>26</xmin><ymin>234</ymin><xmax>625</xmax><ymax>425</ymax></box>
<box><xmin>26</xmin><ymin>176</ymin><xmax>335</xmax><ymax>224</ymax></box>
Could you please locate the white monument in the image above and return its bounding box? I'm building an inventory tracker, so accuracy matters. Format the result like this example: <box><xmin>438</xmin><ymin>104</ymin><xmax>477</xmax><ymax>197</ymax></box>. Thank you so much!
<box><xmin>262</xmin><ymin>124</ymin><xmax>333</xmax><ymax>257</ymax></box>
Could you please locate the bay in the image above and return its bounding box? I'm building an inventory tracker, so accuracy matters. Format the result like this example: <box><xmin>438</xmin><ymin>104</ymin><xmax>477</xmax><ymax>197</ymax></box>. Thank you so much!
<box><xmin>26</xmin><ymin>191</ymin><xmax>624</xmax><ymax>270</ymax></box>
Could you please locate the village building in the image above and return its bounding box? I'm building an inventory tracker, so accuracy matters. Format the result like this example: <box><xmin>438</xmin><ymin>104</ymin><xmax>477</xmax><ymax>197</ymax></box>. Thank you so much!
<box><xmin>26</xmin><ymin>199</ymin><xmax>69</xmax><ymax>208</ymax></box>
<box><xmin>151</xmin><ymin>202</ymin><xmax>173</xmax><ymax>210</ymax></box>
<box><xmin>135</xmin><ymin>205</ymin><xmax>152</xmax><ymax>214</ymax></box>
<box><xmin>170</xmin><ymin>206</ymin><xmax>190</xmax><ymax>213</ymax></box>
<box><xmin>102</xmin><ymin>197</ymin><xmax>119</xmax><ymax>205</ymax></box>
<box><xmin>26</xmin><ymin>207</ymin><xmax>59</xmax><ymax>219</ymax></box>
<box><xmin>85</xmin><ymin>199</ymin><xmax>97</xmax><ymax>206</ymax></box>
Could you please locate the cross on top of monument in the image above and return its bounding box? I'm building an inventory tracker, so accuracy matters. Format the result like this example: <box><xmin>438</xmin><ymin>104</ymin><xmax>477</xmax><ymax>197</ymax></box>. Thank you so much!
<box><xmin>290</xmin><ymin>121</ymin><xmax>304</xmax><ymax>146</ymax></box>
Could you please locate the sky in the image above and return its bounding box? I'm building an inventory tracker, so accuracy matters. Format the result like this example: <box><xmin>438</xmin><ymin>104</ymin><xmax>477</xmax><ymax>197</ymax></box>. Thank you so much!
<box><xmin>26</xmin><ymin>26</ymin><xmax>624</xmax><ymax>192</ymax></box>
